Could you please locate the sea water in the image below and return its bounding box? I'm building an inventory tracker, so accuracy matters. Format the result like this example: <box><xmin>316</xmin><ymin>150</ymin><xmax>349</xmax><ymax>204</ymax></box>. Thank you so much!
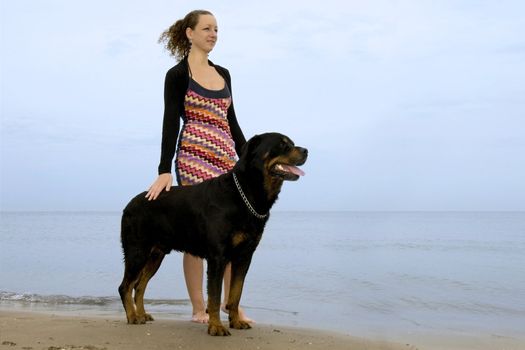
<box><xmin>1</xmin><ymin>211</ymin><xmax>524</xmax><ymax>339</ymax></box>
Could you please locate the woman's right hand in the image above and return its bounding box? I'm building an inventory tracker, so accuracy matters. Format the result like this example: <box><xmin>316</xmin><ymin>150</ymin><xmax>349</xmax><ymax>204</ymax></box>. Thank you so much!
<box><xmin>145</xmin><ymin>173</ymin><xmax>173</xmax><ymax>201</ymax></box>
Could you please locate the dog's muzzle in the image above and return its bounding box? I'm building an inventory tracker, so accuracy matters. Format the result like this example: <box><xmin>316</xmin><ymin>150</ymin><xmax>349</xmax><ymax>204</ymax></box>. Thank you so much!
<box><xmin>271</xmin><ymin>147</ymin><xmax>308</xmax><ymax>181</ymax></box>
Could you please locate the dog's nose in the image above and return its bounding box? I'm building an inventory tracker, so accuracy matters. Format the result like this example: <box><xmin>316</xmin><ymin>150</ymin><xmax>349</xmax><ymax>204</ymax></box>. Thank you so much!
<box><xmin>298</xmin><ymin>147</ymin><xmax>308</xmax><ymax>158</ymax></box>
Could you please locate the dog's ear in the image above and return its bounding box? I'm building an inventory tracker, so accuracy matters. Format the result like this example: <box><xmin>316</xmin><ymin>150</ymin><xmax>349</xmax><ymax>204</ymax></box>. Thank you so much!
<box><xmin>240</xmin><ymin>134</ymin><xmax>262</xmax><ymax>159</ymax></box>
<box><xmin>237</xmin><ymin>134</ymin><xmax>262</xmax><ymax>173</ymax></box>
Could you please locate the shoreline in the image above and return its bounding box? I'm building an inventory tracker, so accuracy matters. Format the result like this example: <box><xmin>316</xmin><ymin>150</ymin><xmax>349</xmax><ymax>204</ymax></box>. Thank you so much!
<box><xmin>1</xmin><ymin>309</ymin><xmax>525</xmax><ymax>350</ymax></box>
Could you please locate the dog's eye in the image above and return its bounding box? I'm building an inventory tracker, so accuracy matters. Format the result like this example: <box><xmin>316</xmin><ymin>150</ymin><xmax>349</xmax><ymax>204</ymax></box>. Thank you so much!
<box><xmin>280</xmin><ymin>141</ymin><xmax>292</xmax><ymax>152</ymax></box>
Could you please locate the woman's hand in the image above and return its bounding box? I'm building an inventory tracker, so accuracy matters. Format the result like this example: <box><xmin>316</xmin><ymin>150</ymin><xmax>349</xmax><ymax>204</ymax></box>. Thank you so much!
<box><xmin>145</xmin><ymin>173</ymin><xmax>173</xmax><ymax>201</ymax></box>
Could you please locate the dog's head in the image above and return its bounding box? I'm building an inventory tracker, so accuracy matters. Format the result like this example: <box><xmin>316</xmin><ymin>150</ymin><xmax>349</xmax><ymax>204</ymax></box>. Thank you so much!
<box><xmin>238</xmin><ymin>133</ymin><xmax>308</xmax><ymax>182</ymax></box>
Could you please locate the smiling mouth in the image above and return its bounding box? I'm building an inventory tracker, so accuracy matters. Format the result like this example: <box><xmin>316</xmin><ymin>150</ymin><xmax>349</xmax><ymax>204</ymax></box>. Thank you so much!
<box><xmin>271</xmin><ymin>163</ymin><xmax>305</xmax><ymax>180</ymax></box>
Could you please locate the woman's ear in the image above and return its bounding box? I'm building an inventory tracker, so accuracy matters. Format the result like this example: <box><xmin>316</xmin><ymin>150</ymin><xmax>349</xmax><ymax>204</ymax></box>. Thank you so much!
<box><xmin>186</xmin><ymin>27</ymin><xmax>193</xmax><ymax>42</ymax></box>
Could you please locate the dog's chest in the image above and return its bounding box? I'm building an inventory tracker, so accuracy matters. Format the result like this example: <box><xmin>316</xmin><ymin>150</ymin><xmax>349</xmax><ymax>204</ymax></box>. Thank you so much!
<box><xmin>231</xmin><ymin>230</ymin><xmax>263</xmax><ymax>249</ymax></box>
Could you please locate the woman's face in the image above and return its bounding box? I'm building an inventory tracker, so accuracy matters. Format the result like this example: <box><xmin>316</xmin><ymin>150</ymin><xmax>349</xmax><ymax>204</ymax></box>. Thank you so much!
<box><xmin>187</xmin><ymin>14</ymin><xmax>218</xmax><ymax>54</ymax></box>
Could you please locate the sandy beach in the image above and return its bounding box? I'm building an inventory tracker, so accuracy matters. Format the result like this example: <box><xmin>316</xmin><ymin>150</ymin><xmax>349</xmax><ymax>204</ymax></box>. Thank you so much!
<box><xmin>0</xmin><ymin>310</ymin><xmax>412</xmax><ymax>350</ymax></box>
<box><xmin>2</xmin><ymin>310</ymin><xmax>525</xmax><ymax>350</ymax></box>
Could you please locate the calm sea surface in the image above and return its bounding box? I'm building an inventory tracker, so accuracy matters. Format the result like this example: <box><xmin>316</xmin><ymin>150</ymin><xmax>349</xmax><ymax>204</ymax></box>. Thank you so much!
<box><xmin>1</xmin><ymin>211</ymin><xmax>524</xmax><ymax>339</ymax></box>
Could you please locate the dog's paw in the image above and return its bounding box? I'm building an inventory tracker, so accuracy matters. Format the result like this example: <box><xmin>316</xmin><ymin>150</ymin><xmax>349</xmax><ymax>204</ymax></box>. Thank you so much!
<box><xmin>127</xmin><ymin>315</ymin><xmax>147</xmax><ymax>325</ymax></box>
<box><xmin>208</xmin><ymin>323</ymin><xmax>231</xmax><ymax>336</ymax></box>
<box><xmin>230</xmin><ymin>319</ymin><xmax>252</xmax><ymax>330</ymax></box>
<box><xmin>144</xmin><ymin>313</ymin><xmax>155</xmax><ymax>321</ymax></box>
<box><xmin>128</xmin><ymin>317</ymin><xmax>142</xmax><ymax>325</ymax></box>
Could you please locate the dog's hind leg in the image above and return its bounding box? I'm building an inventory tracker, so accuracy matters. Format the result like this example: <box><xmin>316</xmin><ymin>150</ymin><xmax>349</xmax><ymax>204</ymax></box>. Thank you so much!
<box><xmin>119</xmin><ymin>251</ymin><xmax>149</xmax><ymax>324</ymax></box>
<box><xmin>134</xmin><ymin>247</ymin><xmax>165</xmax><ymax>322</ymax></box>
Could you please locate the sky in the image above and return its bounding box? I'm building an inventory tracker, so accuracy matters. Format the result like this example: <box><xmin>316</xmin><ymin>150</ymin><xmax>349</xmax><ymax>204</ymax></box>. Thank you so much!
<box><xmin>1</xmin><ymin>0</ymin><xmax>524</xmax><ymax>211</ymax></box>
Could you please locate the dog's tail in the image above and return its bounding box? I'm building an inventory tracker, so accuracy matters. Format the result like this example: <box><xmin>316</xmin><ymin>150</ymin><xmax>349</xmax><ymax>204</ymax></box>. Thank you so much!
<box><xmin>120</xmin><ymin>211</ymin><xmax>133</xmax><ymax>262</ymax></box>
<box><xmin>120</xmin><ymin>193</ymin><xmax>147</xmax><ymax>260</ymax></box>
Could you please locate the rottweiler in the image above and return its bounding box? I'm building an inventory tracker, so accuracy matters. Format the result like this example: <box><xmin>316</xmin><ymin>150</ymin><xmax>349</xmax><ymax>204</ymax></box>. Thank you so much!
<box><xmin>118</xmin><ymin>132</ymin><xmax>308</xmax><ymax>336</ymax></box>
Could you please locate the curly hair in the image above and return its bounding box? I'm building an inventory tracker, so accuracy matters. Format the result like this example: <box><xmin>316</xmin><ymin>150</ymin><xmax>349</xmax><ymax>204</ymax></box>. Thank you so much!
<box><xmin>158</xmin><ymin>10</ymin><xmax>214</xmax><ymax>60</ymax></box>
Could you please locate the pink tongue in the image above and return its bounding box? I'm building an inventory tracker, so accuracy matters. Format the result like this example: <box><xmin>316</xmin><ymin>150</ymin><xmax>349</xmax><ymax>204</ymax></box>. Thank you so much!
<box><xmin>282</xmin><ymin>164</ymin><xmax>305</xmax><ymax>176</ymax></box>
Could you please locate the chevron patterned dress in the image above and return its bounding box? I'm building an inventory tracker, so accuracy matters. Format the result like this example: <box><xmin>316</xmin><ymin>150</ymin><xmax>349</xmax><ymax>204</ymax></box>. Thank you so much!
<box><xmin>176</xmin><ymin>78</ymin><xmax>237</xmax><ymax>186</ymax></box>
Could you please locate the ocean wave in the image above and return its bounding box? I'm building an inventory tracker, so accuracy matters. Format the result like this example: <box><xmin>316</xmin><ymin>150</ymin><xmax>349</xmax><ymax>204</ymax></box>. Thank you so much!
<box><xmin>0</xmin><ymin>291</ymin><xmax>189</xmax><ymax>307</ymax></box>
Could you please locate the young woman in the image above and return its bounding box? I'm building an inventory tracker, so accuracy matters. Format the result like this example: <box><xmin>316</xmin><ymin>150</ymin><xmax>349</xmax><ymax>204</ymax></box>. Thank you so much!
<box><xmin>145</xmin><ymin>10</ymin><xmax>253</xmax><ymax>324</ymax></box>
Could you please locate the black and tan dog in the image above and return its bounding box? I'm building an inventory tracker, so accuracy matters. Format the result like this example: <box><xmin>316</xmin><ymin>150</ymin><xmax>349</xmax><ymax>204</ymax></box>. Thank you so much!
<box><xmin>118</xmin><ymin>132</ymin><xmax>307</xmax><ymax>336</ymax></box>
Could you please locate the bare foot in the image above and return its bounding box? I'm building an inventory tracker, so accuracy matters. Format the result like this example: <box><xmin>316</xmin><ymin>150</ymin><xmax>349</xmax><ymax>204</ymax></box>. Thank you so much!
<box><xmin>191</xmin><ymin>310</ymin><xmax>209</xmax><ymax>324</ymax></box>
<box><xmin>221</xmin><ymin>304</ymin><xmax>255</xmax><ymax>324</ymax></box>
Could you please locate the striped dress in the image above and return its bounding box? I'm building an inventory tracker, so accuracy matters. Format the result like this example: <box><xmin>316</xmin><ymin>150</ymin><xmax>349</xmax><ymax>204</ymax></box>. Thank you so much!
<box><xmin>175</xmin><ymin>78</ymin><xmax>237</xmax><ymax>186</ymax></box>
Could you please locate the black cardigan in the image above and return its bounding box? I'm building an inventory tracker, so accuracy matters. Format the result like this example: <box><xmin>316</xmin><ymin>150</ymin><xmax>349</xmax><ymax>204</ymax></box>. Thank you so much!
<box><xmin>158</xmin><ymin>57</ymin><xmax>246</xmax><ymax>174</ymax></box>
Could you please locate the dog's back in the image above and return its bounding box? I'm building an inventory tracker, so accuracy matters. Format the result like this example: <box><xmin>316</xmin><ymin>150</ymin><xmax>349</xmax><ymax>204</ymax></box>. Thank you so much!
<box><xmin>121</xmin><ymin>188</ymin><xmax>194</xmax><ymax>258</ymax></box>
<box><xmin>121</xmin><ymin>176</ymin><xmax>232</xmax><ymax>260</ymax></box>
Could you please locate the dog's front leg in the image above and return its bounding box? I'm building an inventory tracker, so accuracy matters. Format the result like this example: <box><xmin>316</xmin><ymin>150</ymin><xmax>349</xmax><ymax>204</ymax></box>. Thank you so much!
<box><xmin>206</xmin><ymin>258</ymin><xmax>230</xmax><ymax>336</ymax></box>
<box><xmin>227</xmin><ymin>254</ymin><xmax>253</xmax><ymax>330</ymax></box>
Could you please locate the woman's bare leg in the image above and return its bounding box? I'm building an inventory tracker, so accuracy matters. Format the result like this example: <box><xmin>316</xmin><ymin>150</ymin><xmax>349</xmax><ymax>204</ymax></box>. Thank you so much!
<box><xmin>183</xmin><ymin>253</ymin><xmax>209</xmax><ymax>323</ymax></box>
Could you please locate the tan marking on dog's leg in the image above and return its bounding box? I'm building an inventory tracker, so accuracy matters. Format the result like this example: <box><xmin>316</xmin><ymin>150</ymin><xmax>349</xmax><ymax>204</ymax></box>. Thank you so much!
<box><xmin>208</xmin><ymin>299</ymin><xmax>226</xmax><ymax>335</ymax></box>
<box><xmin>119</xmin><ymin>271</ymin><xmax>141</xmax><ymax>324</ymax></box>
<box><xmin>134</xmin><ymin>249</ymin><xmax>165</xmax><ymax>322</ymax></box>
<box><xmin>207</xmin><ymin>261</ymin><xmax>230</xmax><ymax>336</ymax></box>
<box><xmin>227</xmin><ymin>261</ymin><xmax>252</xmax><ymax>330</ymax></box>
<box><xmin>124</xmin><ymin>288</ymin><xmax>137</xmax><ymax>323</ymax></box>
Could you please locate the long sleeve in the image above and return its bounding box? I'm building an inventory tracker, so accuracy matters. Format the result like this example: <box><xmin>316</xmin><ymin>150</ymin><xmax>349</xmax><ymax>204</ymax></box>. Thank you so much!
<box><xmin>227</xmin><ymin>100</ymin><xmax>246</xmax><ymax>157</ymax></box>
<box><xmin>158</xmin><ymin>68</ymin><xmax>182</xmax><ymax>174</ymax></box>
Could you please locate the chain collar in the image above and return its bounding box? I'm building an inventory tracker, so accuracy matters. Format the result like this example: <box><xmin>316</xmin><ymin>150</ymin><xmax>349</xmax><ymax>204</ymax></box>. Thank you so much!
<box><xmin>232</xmin><ymin>172</ymin><xmax>268</xmax><ymax>219</ymax></box>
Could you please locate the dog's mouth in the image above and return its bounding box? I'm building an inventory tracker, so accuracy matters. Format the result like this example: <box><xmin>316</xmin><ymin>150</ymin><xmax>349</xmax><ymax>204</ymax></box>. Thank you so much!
<box><xmin>271</xmin><ymin>163</ymin><xmax>305</xmax><ymax>181</ymax></box>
